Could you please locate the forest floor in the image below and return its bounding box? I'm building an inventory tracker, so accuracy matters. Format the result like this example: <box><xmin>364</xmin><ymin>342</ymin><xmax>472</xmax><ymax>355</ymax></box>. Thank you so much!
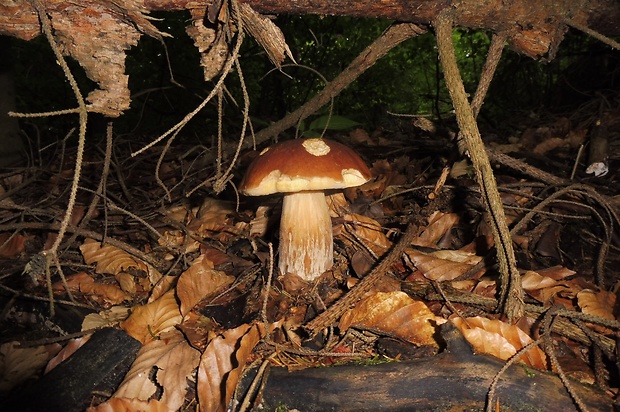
<box><xmin>0</xmin><ymin>106</ymin><xmax>619</xmax><ymax>411</ymax></box>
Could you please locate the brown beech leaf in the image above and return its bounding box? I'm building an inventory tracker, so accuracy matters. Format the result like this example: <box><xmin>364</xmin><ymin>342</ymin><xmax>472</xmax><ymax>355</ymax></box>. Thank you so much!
<box><xmin>44</xmin><ymin>335</ymin><xmax>91</xmax><ymax>374</ymax></box>
<box><xmin>405</xmin><ymin>249</ymin><xmax>482</xmax><ymax>281</ymax></box>
<box><xmin>148</xmin><ymin>275</ymin><xmax>177</xmax><ymax>303</ymax></box>
<box><xmin>81</xmin><ymin>238</ymin><xmax>147</xmax><ymax>274</ymax></box>
<box><xmin>82</xmin><ymin>306</ymin><xmax>131</xmax><ymax>331</ymax></box>
<box><xmin>0</xmin><ymin>232</ymin><xmax>29</xmax><ymax>258</ymax></box>
<box><xmin>120</xmin><ymin>290</ymin><xmax>182</xmax><ymax>344</ymax></box>
<box><xmin>412</xmin><ymin>211</ymin><xmax>459</xmax><ymax>248</ymax></box>
<box><xmin>80</xmin><ymin>238</ymin><xmax>162</xmax><ymax>287</ymax></box>
<box><xmin>0</xmin><ymin>342</ymin><xmax>51</xmax><ymax>393</ymax></box>
<box><xmin>451</xmin><ymin>317</ymin><xmax>547</xmax><ymax>369</ymax></box>
<box><xmin>536</xmin><ymin>265</ymin><xmax>576</xmax><ymax>281</ymax></box>
<box><xmin>197</xmin><ymin>323</ymin><xmax>264</xmax><ymax>412</ymax></box>
<box><xmin>52</xmin><ymin>272</ymin><xmax>127</xmax><ymax>305</ymax></box>
<box><xmin>521</xmin><ymin>270</ymin><xmax>577</xmax><ymax>304</ymax></box>
<box><xmin>112</xmin><ymin>329</ymin><xmax>200</xmax><ymax>412</ymax></box>
<box><xmin>177</xmin><ymin>254</ymin><xmax>235</xmax><ymax>317</ymax></box>
<box><xmin>189</xmin><ymin>198</ymin><xmax>243</xmax><ymax>242</ymax></box>
<box><xmin>342</xmin><ymin>213</ymin><xmax>392</xmax><ymax>256</ymax></box>
<box><xmin>339</xmin><ymin>292</ymin><xmax>439</xmax><ymax>347</ymax></box>
<box><xmin>87</xmin><ymin>397</ymin><xmax>171</xmax><ymax>412</ymax></box>
<box><xmin>577</xmin><ymin>289</ymin><xmax>616</xmax><ymax>320</ymax></box>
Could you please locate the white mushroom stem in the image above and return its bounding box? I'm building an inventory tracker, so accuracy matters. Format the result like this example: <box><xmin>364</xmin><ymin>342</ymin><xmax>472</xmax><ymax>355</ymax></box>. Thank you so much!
<box><xmin>279</xmin><ymin>190</ymin><xmax>333</xmax><ymax>281</ymax></box>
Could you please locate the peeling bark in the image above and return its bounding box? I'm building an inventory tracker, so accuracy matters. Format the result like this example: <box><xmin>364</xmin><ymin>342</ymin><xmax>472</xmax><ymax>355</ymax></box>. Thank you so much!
<box><xmin>1</xmin><ymin>0</ymin><xmax>619</xmax><ymax>117</ymax></box>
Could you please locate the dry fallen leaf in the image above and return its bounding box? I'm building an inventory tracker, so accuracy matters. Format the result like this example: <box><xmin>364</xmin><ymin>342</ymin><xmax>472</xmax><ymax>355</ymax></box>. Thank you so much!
<box><xmin>339</xmin><ymin>291</ymin><xmax>440</xmax><ymax>347</ymax></box>
<box><xmin>177</xmin><ymin>254</ymin><xmax>235</xmax><ymax>317</ymax></box>
<box><xmin>452</xmin><ymin>317</ymin><xmax>547</xmax><ymax>369</ymax></box>
<box><xmin>44</xmin><ymin>336</ymin><xmax>91</xmax><ymax>374</ymax></box>
<box><xmin>197</xmin><ymin>323</ymin><xmax>264</xmax><ymax>412</ymax></box>
<box><xmin>82</xmin><ymin>306</ymin><xmax>131</xmax><ymax>331</ymax></box>
<box><xmin>577</xmin><ymin>289</ymin><xmax>616</xmax><ymax>320</ymax></box>
<box><xmin>405</xmin><ymin>249</ymin><xmax>483</xmax><ymax>281</ymax></box>
<box><xmin>52</xmin><ymin>272</ymin><xmax>127</xmax><ymax>305</ymax></box>
<box><xmin>120</xmin><ymin>289</ymin><xmax>182</xmax><ymax>344</ymax></box>
<box><xmin>0</xmin><ymin>232</ymin><xmax>29</xmax><ymax>258</ymax></box>
<box><xmin>0</xmin><ymin>342</ymin><xmax>51</xmax><ymax>393</ymax></box>
<box><xmin>412</xmin><ymin>211</ymin><xmax>459</xmax><ymax>248</ymax></box>
<box><xmin>80</xmin><ymin>238</ymin><xmax>162</xmax><ymax>289</ymax></box>
<box><xmin>112</xmin><ymin>329</ymin><xmax>200</xmax><ymax>412</ymax></box>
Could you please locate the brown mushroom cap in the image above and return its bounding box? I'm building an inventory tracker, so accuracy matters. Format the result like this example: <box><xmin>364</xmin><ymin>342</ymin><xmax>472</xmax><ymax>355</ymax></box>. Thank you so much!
<box><xmin>240</xmin><ymin>138</ymin><xmax>371</xmax><ymax>196</ymax></box>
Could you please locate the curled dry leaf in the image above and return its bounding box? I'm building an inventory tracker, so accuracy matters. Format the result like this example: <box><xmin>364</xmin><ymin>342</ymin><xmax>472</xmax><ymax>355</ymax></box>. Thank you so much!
<box><xmin>82</xmin><ymin>306</ymin><xmax>131</xmax><ymax>331</ymax></box>
<box><xmin>342</xmin><ymin>213</ymin><xmax>392</xmax><ymax>256</ymax></box>
<box><xmin>80</xmin><ymin>238</ymin><xmax>162</xmax><ymax>288</ymax></box>
<box><xmin>521</xmin><ymin>270</ymin><xmax>578</xmax><ymax>304</ymax></box>
<box><xmin>412</xmin><ymin>211</ymin><xmax>459</xmax><ymax>248</ymax></box>
<box><xmin>177</xmin><ymin>254</ymin><xmax>235</xmax><ymax>317</ymax></box>
<box><xmin>339</xmin><ymin>291</ymin><xmax>439</xmax><ymax>347</ymax></box>
<box><xmin>198</xmin><ymin>323</ymin><xmax>264</xmax><ymax>412</ymax></box>
<box><xmin>148</xmin><ymin>275</ymin><xmax>177</xmax><ymax>303</ymax></box>
<box><xmin>189</xmin><ymin>198</ymin><xmax>242</xmax><ymax>242</ymax></box>
<box><xmin>112</xmin><ymin>329</ymin><xmax>200</xmax><ymax>412</ymax></box>
<box><xmin>120</xmin><ymin>289</ymin><xmax>182</xmax><ymax>344</ymax></box>
<box><xmin>0</xmin><ymin>342</ymin><xmax>51</xmax><ymax>393</ymax></box>
<box><xmin>451</xmin><ymin>317</ymin><xmax>547</xmax><ymax>370</ymax></box>
<box><xmin>405</xmin><ymin>249</ymin><xmax>483</xmax><ymax>281</ymax></box>
<box><xmin>44</xmin><ymin>335</ymin><xmax>91</xmax><ymax>374</ymax></box>
<box><xmin>52</xmin><ymin>272</ymin><xmax>127</xmax><ymax>305</ymax></box>
<box><xmin>577</xmin><ymin>289</ymin><xmax>616</xmax><ymax>321</ymax></box>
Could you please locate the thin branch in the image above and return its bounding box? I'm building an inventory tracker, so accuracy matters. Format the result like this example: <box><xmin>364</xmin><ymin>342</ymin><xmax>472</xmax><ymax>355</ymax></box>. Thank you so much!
<box><xmin>434</xmin><ymin>9</ymin><xmax>523</xmax><ymax>321</ymax></box>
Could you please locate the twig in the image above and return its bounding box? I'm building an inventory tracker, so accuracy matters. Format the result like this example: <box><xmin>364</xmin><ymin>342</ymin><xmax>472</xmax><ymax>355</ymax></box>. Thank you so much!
<box><xmin>305</xmin><ymin>220</ymin><xmax>419</xmax><ymax>336</ymax></box>
<box><xmin>434</xmin><ymin>9</ymin><xmax>523</xmax><ymax>321</ymax></box>
<box><xmin>133</xmin><ymin>0</ymin><xmax>245</xmax><ymax>158</ymax></box>
<box><xmin>0</xmin><ymin>283</ymin><xmax>94</xmax><ymax>310</ymax></box>
<box><xmin>246</xmin><ymin>23</ymin><xmax>426</xmax><ymax>149</ymax></box>
<box><xmin>0</xmin><ymin>221</ymin><xmax>162</xmax><ymax>269</ymax></box>
<box><xmin>486</xmin><ymin>337</ymin><xmax>545</xmax><ymax>412</ymax></box>
<box><xmin>31</xmin><ymin>0</ymin><xmax>89</xmax><ymax>316</ymax></box>
<box><xmin>564</xmin><ymin>18</ymin><xmax>620</xmax><ymax>50</ymax></box>
<box><xmin>486</xmin><ymin>148</ymin><xmax>568</xmax><ymax>186</ymax></box>
<box><xmin>61</xmin><ymin>122</ymin><xmax>113</xmax><ymax>250</ymax></box>
<box><xmin>541</xmin><ymin>307</ymin><xmax>590</xmax><ymax>412</ymax></box>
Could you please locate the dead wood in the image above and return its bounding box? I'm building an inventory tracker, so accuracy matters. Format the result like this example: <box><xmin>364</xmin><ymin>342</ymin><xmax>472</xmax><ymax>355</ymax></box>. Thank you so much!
<box><xmin>2</xmin><ymin>0</ymin><xmax>620</xmax><ymax>117</ymax></box>
<box><xmin>3</xmin><ymin>328</ymin><xmax>141</xmax><ymax>412</ymax></box>
<box><xmin>250</xmin><ymin>323</ymin><xmax>613</xmax><ymax>412</ymax></box>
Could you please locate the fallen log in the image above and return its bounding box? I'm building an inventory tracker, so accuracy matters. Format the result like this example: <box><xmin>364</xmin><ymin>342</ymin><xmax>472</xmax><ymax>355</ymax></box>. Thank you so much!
<box><xmin>245</xmin><ymin>323</ymin><xmax>612</xmax><ymax>411</ymax></box>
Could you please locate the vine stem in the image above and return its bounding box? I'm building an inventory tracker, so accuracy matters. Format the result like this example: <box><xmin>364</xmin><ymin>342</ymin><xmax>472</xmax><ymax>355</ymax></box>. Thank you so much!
<box><xmin>433</xmin><ymin>9</ymin><xmax>523</xmax><ymax>321</ymax></box>
<box><xmin>32</xmin><ymin>0</ymin><xmax>89</xmax><ymax>316</ymax></box>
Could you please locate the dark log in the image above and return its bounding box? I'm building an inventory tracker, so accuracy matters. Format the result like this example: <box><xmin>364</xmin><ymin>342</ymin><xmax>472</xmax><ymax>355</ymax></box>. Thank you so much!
<box><xmin>2</xmin><ymin>328</ymin><xmax>141</xmax><ymax>412</ymax></box>
<box><xmin>2</xmin><ymin>0</ymin><xmax>620</xmax><ymax>116</ymax></box>
<box><xmin>249</xmin><ymin>323</ymin><xmax>612</xmax><ymax>411</ymax></box>
<box><xmin>3</xmin><ymin>0</ymin><xmax>620</xmax><ymax>57</ymax></box>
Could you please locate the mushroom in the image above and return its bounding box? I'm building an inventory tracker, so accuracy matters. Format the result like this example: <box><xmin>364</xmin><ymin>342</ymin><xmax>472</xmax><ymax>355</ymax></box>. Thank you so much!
<box><xmin>240</xmin><ymin>138</ymin><xmax>371</xmax><ymax>281</ymax></box>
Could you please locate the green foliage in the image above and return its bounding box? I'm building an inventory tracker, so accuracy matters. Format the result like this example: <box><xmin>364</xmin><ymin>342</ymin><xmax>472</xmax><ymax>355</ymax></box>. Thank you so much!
<box><xmin>299</xmin><ymin>114</ymin><xmax>362</xmax><ymax>137</ymax></box>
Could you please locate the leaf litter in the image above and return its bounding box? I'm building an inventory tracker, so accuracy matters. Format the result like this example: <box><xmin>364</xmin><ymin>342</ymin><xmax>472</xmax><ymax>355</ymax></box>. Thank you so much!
<box><xmin>0</xmin><ymin>116</ymin><xmax>619</xmax><ymax>411</ymax></box>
